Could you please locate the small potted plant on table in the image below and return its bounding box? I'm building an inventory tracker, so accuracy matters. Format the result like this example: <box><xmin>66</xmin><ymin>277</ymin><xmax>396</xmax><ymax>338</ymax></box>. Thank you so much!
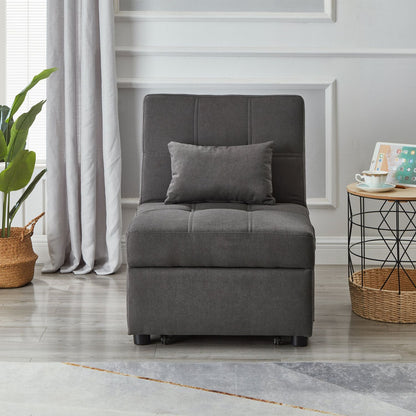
<box><xmin>0</xmin><ymin>68</ymin><xmax>56</xmax><ymax>288</ymax></box>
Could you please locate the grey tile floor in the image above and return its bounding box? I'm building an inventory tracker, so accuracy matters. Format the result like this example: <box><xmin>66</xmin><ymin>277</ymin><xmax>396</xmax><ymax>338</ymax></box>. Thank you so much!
<box><xmin>1</xmin><ymin>265</ymin><xmax>416</xmax><ymax>415</ymax></box>
<box><xmin>1</xmin><ymin>361</ymin><xmax>415</xmax><ymax>415</ymax></box>
<box><xmin>0</xmin><ymin>265</ymin><xmax>415</xmax><ymax>362</ymax></box>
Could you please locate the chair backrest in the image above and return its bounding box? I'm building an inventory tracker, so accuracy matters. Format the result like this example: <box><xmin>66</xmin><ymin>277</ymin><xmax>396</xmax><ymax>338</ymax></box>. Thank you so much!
<box><xmin>140</xmin><ymin>94</ymin><xmax>305</xmax><ymax>205</ymax></box>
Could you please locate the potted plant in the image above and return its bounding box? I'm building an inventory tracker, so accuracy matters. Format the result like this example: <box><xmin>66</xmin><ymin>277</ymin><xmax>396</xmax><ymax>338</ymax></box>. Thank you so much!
<box><xmin>0</xmin><ymin>68</ymin><xmax>57</xmax><ymax>288</ymax></box>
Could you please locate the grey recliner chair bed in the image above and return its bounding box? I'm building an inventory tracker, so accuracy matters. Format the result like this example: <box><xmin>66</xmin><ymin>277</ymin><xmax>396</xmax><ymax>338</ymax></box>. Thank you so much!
<box><xmin>127</xmin><ymin>94</ymin><xmax>315</xmax><ymax>347</ymax></box>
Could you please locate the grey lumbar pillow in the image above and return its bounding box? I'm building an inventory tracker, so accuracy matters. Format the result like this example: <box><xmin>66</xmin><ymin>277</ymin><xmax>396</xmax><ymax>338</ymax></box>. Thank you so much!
<box><xmin>165</xmin><ymin>141</ymin><xmax>275</xmax><ymax>204</ymax></box>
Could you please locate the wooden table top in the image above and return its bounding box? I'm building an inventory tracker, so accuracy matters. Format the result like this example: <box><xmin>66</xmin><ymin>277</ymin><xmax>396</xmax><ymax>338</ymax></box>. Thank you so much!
<box><xmin>347</xmin><ymin>183</ymin><xmax>416</xmax><ymax>201</ymax></box>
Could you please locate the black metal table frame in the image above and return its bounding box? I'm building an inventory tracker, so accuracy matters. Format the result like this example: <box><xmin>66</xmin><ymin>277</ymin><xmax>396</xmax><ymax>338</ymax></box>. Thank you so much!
<box><xmin>347</xmin><ymin>192</ymin><xmax>416</xmax><ymax>294</ymax></box>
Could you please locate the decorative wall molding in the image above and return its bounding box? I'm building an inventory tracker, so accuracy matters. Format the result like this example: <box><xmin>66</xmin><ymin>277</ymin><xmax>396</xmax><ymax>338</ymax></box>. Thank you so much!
<box><xmin>117</xmin><ymin>77</ymin><xmax>333</xmax><ymax>90</ymax></box>
<box><xmin>325</xmin><ymin>0</ymin><xmax>336</xmax><ymax>23</ymax></box>
<box><xmin>116</xmin><ymin>46</ymin><xmax>416</xmax><ymax>58</ymax></box>
<box><xmin>117</xmin><ymin>77</ymin><xmax>336</xmax><ymax>208</ymax></box>
<box><xmin>113</xmin><ymin>0</ymin><xmax>120</xmax><ymax>13</ymax></box>
<box><xmin>115</xmin><ymin>0</ymin><xmax>335</xmax><ymax>23</ymax></box>
<box><xmin>324</xmin><ymin>80</ymin><xmax>337</xmax><ymax>209</ymax></box>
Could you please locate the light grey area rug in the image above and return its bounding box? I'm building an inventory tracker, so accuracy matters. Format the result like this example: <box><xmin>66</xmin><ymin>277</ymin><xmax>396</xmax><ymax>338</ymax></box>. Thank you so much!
<box><xmin>0</xmin><ymin>361</ymin><xmax>415</xmax><ymax>415</ymax></box>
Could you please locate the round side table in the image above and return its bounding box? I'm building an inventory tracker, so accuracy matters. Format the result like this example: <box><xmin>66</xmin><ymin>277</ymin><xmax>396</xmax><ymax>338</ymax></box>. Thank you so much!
<box><xmin>347</xmin><ymin>183</ymin><xmax>416</xmax><ymax>323</ymax></box>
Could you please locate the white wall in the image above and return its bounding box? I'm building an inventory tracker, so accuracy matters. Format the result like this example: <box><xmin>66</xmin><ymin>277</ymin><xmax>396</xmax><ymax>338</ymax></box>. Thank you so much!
<box><xmin>0</xmin><ymin>0</ymin><xmax>5</xmax><ymax>104</ymax></box>
<box><xmin>114</xmin><ymin>0</ymin><xmax>416</xmax><ymax>264</ymax></box>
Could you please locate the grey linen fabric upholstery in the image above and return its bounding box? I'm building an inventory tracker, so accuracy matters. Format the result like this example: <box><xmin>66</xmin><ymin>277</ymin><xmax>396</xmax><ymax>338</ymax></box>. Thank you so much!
<box><xmin>127</xmin><ymin>94</ymin><xmax>315</xmax><ymax>341</ymax></box>
<box><xmin>127</xmin><ymin>202</ymin><xmax>315</xmax><ymax>268</ymax></box>
<box><xmin>140</xmin><ymin>94</ymin><xmax>305</xmax><ymax>205</ymax></box>
<box><xmin>165</xmin><ymin>141</ymin><xmax>275</xmax><ymax>204</ymax></box>
<box><xmin>128</xmin><ymin>267</ymin><xmax>314</xmax><ymax>337</ymax></box>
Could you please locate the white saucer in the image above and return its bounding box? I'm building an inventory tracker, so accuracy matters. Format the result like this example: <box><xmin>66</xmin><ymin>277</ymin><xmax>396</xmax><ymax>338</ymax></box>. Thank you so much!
<box><xmin>357</xmin><ymin>183</ymin><xmax>395</xmax><ymax>193</ymax></box>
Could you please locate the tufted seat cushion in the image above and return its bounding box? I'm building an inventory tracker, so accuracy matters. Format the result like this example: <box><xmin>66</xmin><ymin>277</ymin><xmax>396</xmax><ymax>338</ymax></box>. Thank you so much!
<box><xmin>127</xmin><ymin>202</ymin><xmax>315</xmax><ymax>269</ymax></box>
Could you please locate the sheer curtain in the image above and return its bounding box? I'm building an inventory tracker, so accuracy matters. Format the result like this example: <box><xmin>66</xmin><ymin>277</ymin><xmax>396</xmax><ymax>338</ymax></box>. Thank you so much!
<box><xmin>43</xmin><ymin>0</ymin><xmax>122</xmax><ymax>275</ymax></box>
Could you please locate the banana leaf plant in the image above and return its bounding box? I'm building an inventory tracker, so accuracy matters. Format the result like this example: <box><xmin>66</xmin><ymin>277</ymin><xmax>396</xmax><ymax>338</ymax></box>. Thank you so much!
<box><xmin>0</xmin><ymin>68</ymin><xmax>57</xmax><ymax>237</ymax></box>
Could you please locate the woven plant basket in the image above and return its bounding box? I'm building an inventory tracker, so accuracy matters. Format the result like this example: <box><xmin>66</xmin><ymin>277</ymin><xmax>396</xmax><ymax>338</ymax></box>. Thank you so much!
<box><xmin>349</xmin><ymin>267</ymin><xmax>416</xmax><ymax>323</ymax></box>
<box><xmin>0</xmin><ymin>213</ymin><xmax>44</xmax><ymax>289</ymax></box>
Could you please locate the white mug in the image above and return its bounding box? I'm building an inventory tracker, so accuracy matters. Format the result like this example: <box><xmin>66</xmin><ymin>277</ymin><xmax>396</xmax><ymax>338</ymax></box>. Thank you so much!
<box><xmin>355</xmin><ymin>170</ymin><xmax>388</xmax><ymax>188</ymax></box>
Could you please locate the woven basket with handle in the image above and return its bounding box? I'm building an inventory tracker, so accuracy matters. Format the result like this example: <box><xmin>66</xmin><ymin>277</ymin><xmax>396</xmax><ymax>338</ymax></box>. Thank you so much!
<box><xmin>349</xmin><ymin>267</ymin><xmax>416</xmax><ymax>323</ymax></box>
<box><xmin>0</xmin><ymin>213</ymin><xmax>44</xmax><ymax>288</ymax></box>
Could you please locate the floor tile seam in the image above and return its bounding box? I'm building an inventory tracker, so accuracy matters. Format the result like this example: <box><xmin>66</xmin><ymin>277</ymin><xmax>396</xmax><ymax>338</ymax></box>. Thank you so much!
<box><xmin>279</xmin><ymin>362</ymin><xmax>416</xmax><ymax>414</ymax></box>
<box><xmin>63</xmin><ymin>362</ymin><xmax>345</xmax><ymax>416</ymax></box>
<box><xmin>275</xmin><ymin>363</ymin><xmax>416</xmax><ymax>414</ymax></box>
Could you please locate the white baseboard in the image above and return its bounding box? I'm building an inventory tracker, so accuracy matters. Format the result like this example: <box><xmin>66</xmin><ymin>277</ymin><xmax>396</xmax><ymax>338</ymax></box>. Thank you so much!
<box><xmin>32</xmin><ymin>235</ymin><xmax>50</xmax><ymax>265</ymax></box>
<box><xmin>315</xmin><ymin>236</ymin><xmax>349</xmax><ymax>265</ymax></box>
<box><xmin>315</xmin><ymin>236</ymin><xmax>416</xmax><ymax>266</ymax></box>
<box><xmin>33</xmin><ymin>236</ymin><xmax>407</xmax><ymax>267</ymax></box>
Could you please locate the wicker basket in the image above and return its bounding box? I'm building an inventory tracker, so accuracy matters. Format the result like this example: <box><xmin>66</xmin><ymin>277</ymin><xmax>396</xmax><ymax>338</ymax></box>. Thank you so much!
<box><xmin>349</xmin><ymin>268</ymin><xmax>416</xmax><ymax>323</ymax></box>
<box><xmin>0</xmin><ymin>213</ymin><xmax>44</xmax><ymax>289</ymax></box>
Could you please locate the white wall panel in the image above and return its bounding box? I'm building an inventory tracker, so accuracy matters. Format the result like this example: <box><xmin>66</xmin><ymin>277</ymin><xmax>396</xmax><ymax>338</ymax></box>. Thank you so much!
<box><xmin>116</xmin><ymin>0</ymin><xmax>334</xmax><ymax>22</ymax></box>
<box><xmin>115</xmin><ymin>1</ymin><xmax>416</xmax><ymax>49</ymax></box>
<box><xmin>119</xmin><ymin>0</ymin><xmax>325</xmax><ymax>13</ymax></box>
<box><xmin>115</xmin><ymin>0</ymin><xmax>416</xmax><ymax>264</ymax></box>
<box><xmin>118</xmin><ymin>81</ymin><xmax>335</xmax><ymax>207</ymax></box>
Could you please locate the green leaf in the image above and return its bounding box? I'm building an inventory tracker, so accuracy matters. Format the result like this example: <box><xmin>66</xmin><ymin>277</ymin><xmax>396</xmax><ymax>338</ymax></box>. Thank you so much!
<box><xmin>6</xmin><ymin>67</ymin><xmax>57</xmax><ymax>122</ymax></box>
<box><xmin>0</xmin><ymin>105</ymin><xmax>13</xmax><ymax>144</ymax></box>
<box><xmin>7</xmin><ymin>100</ymin><xmax>46</xmax><ymax>162</ymax></box>
<box><xmin>8</xmin><ymin>168</ymin><xmax>46</xmax><ymax>224</ymax></box>
<box><xmin>0</xmin><ymin>106</ymin><xmax>10</xmax><ymax>133</ymax></box>
<box><xmin>0</xmin><ymin>150</ymin><xmax>36</xmax><ymax>193</ymax></box>
<box><xmin>0</xmin><ymin>130</ymin><xmax>6</xmax><ymax>160</ymax></box>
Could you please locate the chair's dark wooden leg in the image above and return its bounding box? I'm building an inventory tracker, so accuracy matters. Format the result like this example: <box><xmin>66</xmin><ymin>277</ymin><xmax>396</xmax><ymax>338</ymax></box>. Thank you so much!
<box><xmin>133</xmin><ymin>334</ymin><xmax>150</xmax><ymax>345</ymax></box>
<box><xmin>292</xmin><ymin>336</ymin><xmax>308</xmax><ymax>347</ymax></box>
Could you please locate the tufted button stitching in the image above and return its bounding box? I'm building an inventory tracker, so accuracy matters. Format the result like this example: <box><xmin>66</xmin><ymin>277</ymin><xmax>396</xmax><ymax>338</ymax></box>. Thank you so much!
<box><xmin>247</xmin><ymin>204</ymin><xmax>252</xmax><ymax>233</ymax></box>
<box><xmin>187</xmin><ymin>203</ymin><xmax>195</xmax><ymax>232</ymax></box>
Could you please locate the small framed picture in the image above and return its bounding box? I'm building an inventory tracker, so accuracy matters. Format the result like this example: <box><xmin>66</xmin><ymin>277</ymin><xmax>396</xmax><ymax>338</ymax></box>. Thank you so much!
<box><xmin>370</xmin><ymin>142</ymin><xmax>416</xmax><ymax>187</ymax></box>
